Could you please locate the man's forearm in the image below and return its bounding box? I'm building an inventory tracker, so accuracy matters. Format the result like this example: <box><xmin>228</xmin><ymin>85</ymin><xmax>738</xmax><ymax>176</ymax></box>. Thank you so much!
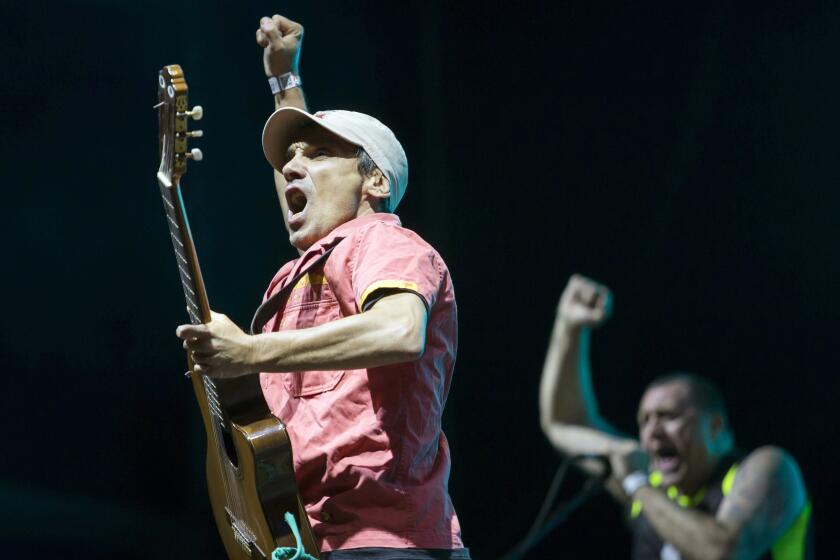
<box><xmin>251</xmin><ymin>293</ymin><xmax>425</xmax><ymax>373</ymax></box>
<box><xmin>539</xmin><ymin>319</ymin><xmax>596</xmax><ymax>429</ymax></box>
<box><xmin>540</xmin><ymin>315</ymin><xmax>630</xmax><ymax>495</ymax></box>
<box><xmin>274</xmin><ymin>87</ymin><xmax>307</xmax><ymax>111</ymax></box>
<box><xmin>634</xmin><ymin>486</ymin><xmax>734</xmax><ymax>560</ymax></box>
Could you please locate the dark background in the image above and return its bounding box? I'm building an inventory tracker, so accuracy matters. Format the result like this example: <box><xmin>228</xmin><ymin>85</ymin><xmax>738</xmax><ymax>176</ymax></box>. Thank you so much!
<box><xmin>2</xmin><ymin>1</ymin><xmax>836</xmax><ymax>558</ymax></box>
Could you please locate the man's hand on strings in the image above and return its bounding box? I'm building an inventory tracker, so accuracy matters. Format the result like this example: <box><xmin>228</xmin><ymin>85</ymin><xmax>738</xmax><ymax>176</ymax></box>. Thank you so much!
<box><xmin>176</xmin><ymin>311</ymin><xmax>255</xmax><ymax>378</ymax></box>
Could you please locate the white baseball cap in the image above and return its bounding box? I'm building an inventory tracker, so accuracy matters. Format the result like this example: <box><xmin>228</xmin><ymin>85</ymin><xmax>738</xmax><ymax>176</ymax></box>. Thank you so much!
<box><xmin>262</xmin><ymin>107</ymin><xmax>409</xmax><ymax>212</ymax></box>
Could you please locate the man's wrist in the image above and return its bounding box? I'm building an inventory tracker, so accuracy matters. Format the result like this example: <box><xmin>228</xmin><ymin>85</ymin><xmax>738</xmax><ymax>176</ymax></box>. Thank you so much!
<box><xmin>247</xmin><ymin>331</ymin><xmax>292</xmax><ymax>372</ymax></box>
<box><xmin>555</xmin><ymin>316</ymin><xmax>586</xmax><ymax>336</ymax></box>
<box><xmin>268</xmin><ymin>72</ymin><xmax>302</xmax><ymax>95</ymax></box>
<box><xmin>622</xmin><ymin>471</ymin><xmax>649</xmax><ymax>497</ymax></box>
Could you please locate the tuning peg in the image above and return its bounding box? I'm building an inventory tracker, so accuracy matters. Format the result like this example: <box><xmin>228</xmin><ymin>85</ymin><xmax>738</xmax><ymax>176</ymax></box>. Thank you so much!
<box><xmin>187</xmin><ymin>148</ymin><xmax>203</xmax><ymax>161</ymax></box>
<box><xmin>186</xmin><ymin>130</ymin><xmax>204</xmax><ymax>138</ymax></box>
<box><xmin>177</xmin><ymin>105</ymin><xmax>203</xmax><ymax>120</ymax></box>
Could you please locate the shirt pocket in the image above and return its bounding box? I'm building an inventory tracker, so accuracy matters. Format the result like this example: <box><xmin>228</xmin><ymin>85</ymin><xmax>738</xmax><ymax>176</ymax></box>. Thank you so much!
<box><xmin>283</xmin><ymin>369</ymin><xmax>344</xmax><ymax>397</ymax></box>
<box><xmin>280</xmin><ymin>283</ymin><xmax>345</xmax><ymax>398</ymax></box>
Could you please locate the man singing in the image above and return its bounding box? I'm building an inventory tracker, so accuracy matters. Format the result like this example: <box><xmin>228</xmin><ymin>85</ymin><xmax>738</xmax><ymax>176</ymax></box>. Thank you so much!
<box><xmin>176</xmin><ymin>13</ymin><xmax>468</xmax><ymax>560</ymax></box>
<box><xmin>539</xmin><ymin>274</ymin><xmax>812</xmax><ymax>559</ymax></box>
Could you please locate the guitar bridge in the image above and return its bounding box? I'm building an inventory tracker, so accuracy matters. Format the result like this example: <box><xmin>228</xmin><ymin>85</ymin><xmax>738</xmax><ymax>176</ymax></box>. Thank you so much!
<box><xmin>225</xmin><ymin>507</ymin><xmax>265</xmax><ymax>558</ymax></box>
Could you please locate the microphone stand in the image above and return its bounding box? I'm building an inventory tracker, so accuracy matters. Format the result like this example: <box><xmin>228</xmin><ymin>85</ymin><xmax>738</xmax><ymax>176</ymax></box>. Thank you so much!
<box><xmin>500</xmin><ymin>455</ymin><xmax>611</xmax><ymax>560</ymax></box>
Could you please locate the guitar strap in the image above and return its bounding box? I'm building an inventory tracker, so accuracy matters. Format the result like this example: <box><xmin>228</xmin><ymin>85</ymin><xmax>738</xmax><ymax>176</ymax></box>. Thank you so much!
<box><xmin>250</xmin><ymin>237</ymin><xmax>345</xmax><ymax>335</ymax></box>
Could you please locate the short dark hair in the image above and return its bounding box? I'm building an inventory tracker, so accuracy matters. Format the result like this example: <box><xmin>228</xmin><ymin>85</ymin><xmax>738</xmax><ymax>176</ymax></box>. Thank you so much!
<box><xmin>356</xmin><ymin>146</ymin><xmax>378</xmax><ymax>178</ymax></box>
<box><xmin>355</xmin><ymin>146</ymin><xmax>388</xmax><ymax>212</ymax></box>
<box><xmin>645</xmin><ymin>372</ymin><xmax>730</xmax><ymax>427</ymax></box>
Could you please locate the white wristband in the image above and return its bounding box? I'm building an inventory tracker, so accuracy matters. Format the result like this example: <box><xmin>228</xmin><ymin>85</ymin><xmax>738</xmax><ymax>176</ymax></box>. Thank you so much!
<box><xmin>268</xmin><ymin>72</ymin><xmax>302</xmax><ymax>95</ymax></box>
<box><xmin>622</xmin><ymin>471</ymin><xmax>649</xmax><ymax>496</ymax></box>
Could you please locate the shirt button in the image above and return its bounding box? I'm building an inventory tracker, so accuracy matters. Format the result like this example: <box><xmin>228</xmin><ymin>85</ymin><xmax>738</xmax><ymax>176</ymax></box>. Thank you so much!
<box><xmin>320</xmin><ymin>511</ymin><xmax>331</xmax><ymax>522</ymax></box>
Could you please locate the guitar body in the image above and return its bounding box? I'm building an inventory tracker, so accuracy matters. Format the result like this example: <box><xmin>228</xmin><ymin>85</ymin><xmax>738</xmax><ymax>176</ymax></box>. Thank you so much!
<box><xmin>156</xmin><ymin>64</ymin><xmax>319</xmax><ymax>559</ymax></box>
<box><xmin>193</xmin><ymin>373</ymin><xmax>317</xmax><ymax>559</ymax></box>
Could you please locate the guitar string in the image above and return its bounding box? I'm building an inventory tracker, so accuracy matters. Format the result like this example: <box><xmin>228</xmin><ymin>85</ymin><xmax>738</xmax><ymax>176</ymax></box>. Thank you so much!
<box><xmin>177</xmin><ymin>206</ymin><xmax>247</xmax><ymax>540</ymax></box>
<box><xmin>162</xmin><ymin>95</ymin><xmax>256</xmax><ymax>546</ymax></box>
<box><xmin>161</xmin><ymin>182</ymin><xmax>238</xmax><ymax>525</ymax></box>
<box><xmin>208</xmin><ymin>375</ymin><xmax>238</xmax><ymax>526</ymax></box>
<box><xmin>183</xmin><ymin>240</ymin><xmax>240</xmax><ymax>524</ymax></box>
<box><xmin>213</xmin><ymin>375</ymin><xmax>243</xmax><ymax>529</ymax></box>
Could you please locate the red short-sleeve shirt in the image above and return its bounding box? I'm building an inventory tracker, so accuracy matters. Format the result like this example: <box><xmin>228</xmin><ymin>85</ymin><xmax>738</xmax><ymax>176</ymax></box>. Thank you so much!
<box><xmin>258</xmin><ymin>213</ymin><xmax>463</xmax><ymax>552</ymax></box>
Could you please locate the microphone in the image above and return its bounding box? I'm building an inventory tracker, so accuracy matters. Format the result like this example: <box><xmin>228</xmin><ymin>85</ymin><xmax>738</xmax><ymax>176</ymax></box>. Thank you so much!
<box><xmin>570</xmin><ymin>453</ymin><xmax>612</xmax><ymax>481</ymax></box>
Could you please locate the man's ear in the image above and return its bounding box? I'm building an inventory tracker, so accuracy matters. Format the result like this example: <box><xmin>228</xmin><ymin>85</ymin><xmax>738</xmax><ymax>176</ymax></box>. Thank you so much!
<box><xmin>363</xmin><ymin>169</ymin><xmax>391</xmax><ymax>209</ymax></box>
<box><xmin>708</xmin><ymin>413</ymin><xmax>733</xmax><ymax>452</ymax></box>
<box><xmin>709</xmin><ymin>413</ymin><xmax>723</xmax><ymax>438</ymax></box>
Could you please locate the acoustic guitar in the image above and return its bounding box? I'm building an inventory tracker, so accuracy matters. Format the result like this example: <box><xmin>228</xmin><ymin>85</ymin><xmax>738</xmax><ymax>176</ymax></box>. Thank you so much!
<box><xmin>155</xmin><ymin>64</ymin><xmax>319</xmax><ymax>559</ymax></box>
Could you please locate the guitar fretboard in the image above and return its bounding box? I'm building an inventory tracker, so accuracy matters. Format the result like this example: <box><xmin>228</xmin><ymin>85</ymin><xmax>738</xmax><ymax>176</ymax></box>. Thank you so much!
<box><xmin>158</xmin><ymin>180</ymin><xmax>203</xmax><ymax>325</ymax></box>
<box><xmin>158</xmin><ymin>178</ymin><xmax>224</xmax><ymax>422</ymax></box>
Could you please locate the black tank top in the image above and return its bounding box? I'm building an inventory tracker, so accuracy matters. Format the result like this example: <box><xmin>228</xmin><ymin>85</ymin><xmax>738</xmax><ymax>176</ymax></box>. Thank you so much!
<box><xmin>629</xmin><ymin>453</ymin><xmax>813</xmax><ymax>560</ymax></box>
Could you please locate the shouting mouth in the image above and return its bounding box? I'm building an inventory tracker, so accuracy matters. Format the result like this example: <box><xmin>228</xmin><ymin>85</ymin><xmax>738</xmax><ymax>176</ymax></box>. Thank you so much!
<box><xmin>652</xmin><ymin>448</ymin><xmax>682</xmax><ymax>474</ymax></box>
<box><xmin>285</xmin><ymin>184</ymin><xmax>309</xmax><ymax>227</ymax></box>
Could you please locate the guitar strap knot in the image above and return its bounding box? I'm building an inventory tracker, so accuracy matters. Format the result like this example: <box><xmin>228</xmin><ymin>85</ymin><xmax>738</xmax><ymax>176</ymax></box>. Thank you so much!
<box><xmin>271</xmin><ymin>511</ymin><xmax>318</xmax><ymax>560</ymax></box>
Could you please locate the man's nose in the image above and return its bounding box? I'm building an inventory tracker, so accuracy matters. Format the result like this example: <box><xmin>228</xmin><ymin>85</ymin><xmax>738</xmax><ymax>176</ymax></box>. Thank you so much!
<box><xmin>642</xmin><ymin>418</ymin><xmax>665</xmax><ymax>441</ymax></box>
<box><xmin>282</xmin><ymin>153</ymin><xmax>306</xmax><ymax>182</ymax></box>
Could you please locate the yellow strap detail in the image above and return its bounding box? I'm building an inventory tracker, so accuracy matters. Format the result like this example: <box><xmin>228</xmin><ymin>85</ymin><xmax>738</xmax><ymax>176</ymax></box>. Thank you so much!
<box><xmin>633</xmin><ymin>469</ymin><xmax>708</xmax><ymax>517</ymax></box>
<box><xmin>649</xmin><ymin>470</ymin><xmax>664</xmax><ymax>487</ymax></box>
<box><xmin>630</xmin><ymin>499</ymin><xmax>643</xmax><ymax>519</ymax></box>
<box><xmin>721</xmin><ymin>463</ymin><xmax>739</xmax><ymax>496</ymax></box>
<box><xmin>771</xmin><ymin>501</ymin><xmax>811</xmax><ymax>560</ymax></box>
<box><xmin>358</xmin><ymin>279</ymin><xmax>420</xmax><ymax>309</ymax></box>
<box><xmin>292</xmin><ymin>272</ymin><xmax>328</xmax><ymax>289</ymax></box>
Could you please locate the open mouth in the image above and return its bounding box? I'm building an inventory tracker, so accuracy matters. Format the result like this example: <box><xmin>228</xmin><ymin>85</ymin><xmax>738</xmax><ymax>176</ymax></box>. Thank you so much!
<box><xmin>285</xmin><ymin>186</ymin><xmax>308</xmax><ymax>218</ymax></box>
<box><xmin>652</xmin><ymin>448</ymin><xmax>681</xmax><ymax>473</ymax></box>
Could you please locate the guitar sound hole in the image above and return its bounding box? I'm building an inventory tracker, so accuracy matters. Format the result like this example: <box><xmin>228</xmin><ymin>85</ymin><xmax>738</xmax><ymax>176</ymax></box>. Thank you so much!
<box><xmin>221</xmin><ymin>423</ymin><xmax>240</xmax><ymax>468</ymax></box>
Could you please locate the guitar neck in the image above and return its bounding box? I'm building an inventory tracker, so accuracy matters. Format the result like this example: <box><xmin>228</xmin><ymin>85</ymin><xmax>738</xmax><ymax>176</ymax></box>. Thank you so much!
<box><xmin>158</xmin><ymin>174</ymin><xmax>211</xmax><ymax>325</ymax></box>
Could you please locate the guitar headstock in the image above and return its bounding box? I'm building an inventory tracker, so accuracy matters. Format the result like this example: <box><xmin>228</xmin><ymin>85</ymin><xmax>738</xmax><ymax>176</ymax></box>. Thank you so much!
<box><xmin>157</xmin><ymin>64</ymin><xmax>203</xmax><ymax>187</ymax></box>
